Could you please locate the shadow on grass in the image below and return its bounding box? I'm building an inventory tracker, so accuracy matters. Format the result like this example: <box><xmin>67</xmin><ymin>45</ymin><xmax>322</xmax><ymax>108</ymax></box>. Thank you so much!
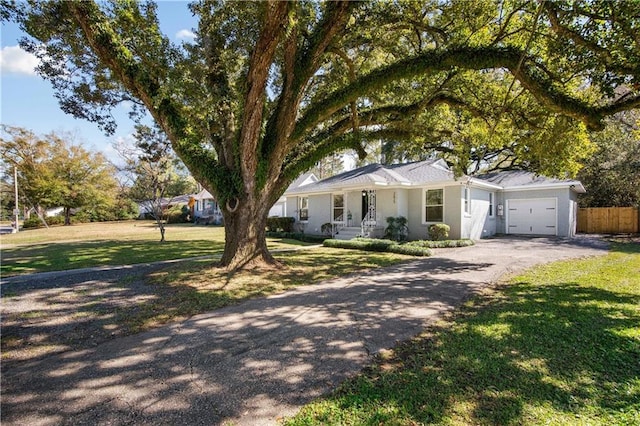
<box><xmin>1</xmin><ymin>249</ymin><xmax>493</xmax><ymax>425</ymax></box>
<box><xmin>0</xmin><ymin>249</ymin><xmax>417</xmax><ymax>369</ymax></box>
<box><xmin>298</xmin><ymin>282</ymin><xmax>640</xmax><ymax>425</ymax></box>
<box><xmin>609</xmin><ymin>239</ymin><xmax>640</xmax><ymax>254</ymax></box>
<box><xmin>0</xmin><ymin>239</ymin><xmax>225</xmax><ymax>276</ymax></box>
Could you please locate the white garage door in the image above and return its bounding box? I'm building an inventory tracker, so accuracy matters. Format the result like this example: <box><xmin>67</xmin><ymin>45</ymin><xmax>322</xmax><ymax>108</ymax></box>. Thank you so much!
<box><xmin>507</xmin><ymin>198</ymin><xmax>557</xmax><ymax>235</ymax></box>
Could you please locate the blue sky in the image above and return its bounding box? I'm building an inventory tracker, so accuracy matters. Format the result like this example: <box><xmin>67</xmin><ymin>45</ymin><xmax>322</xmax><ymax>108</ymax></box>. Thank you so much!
<box><xmin>1</xmin><ymin>1</ymin><xmax>198</xmax><ymax>163</ymax></box>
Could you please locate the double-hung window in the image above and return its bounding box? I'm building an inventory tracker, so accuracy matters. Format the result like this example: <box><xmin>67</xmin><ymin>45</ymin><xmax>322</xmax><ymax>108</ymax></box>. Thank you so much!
<box><xmin>425</xmin><ymin>189</ymin><xmax>444</xmax><ymax>222</ymax></box>
<box><xmin>299</xmin><ymin>197</ymin><xmax>309</xmax><ymax>221</ymax></box>
<box><xmin>333</xmin><ymin>194</ymin><xmax>345</xmax><ymax>222</ymax></box>
<box><xmin>464</xmin><ymin>187</ymin><xmax>471</xmax><ymax>215</ymax></box>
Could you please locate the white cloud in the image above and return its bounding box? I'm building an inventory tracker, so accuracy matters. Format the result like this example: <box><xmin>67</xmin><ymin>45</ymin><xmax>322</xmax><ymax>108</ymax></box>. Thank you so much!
<box><xmin>175</xmin><ymin>29</ymin><xmax>196</xmax><ymax>41</ymax></box>
<box><xmin>0</xmin><ymin>45</ymin><xmax>39</xmax><ymax>76</ymax></box>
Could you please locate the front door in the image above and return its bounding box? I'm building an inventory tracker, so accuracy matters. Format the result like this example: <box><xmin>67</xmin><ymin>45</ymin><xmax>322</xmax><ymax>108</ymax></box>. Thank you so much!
<box><xmin>361</xmin><ymin>190</ymin><xmax>376</xmax><ymax>224</ymax></box>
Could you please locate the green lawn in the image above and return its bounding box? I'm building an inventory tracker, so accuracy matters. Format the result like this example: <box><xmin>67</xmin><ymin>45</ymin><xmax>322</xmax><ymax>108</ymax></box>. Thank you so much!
<box><xmin>1</xmin><ymin>247</ymin><xmax>413</xmax><ymax>361</ymax></box>
<box><xmin>0</xmin><ymin>221</ymin><xmax>315</xmax><ymax>276</ymax></box>
<box><xmin>285</xmin><ymin>242</ymin><xmax>640</xmax><ymax>425</ymax></box>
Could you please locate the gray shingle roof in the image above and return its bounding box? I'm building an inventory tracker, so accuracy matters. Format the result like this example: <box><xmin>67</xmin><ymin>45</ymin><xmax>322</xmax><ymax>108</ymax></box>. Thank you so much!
<box><xmin>286</xmin><ymin>159</ymin><xmax>455</xmax><ymax>194</ymax></box>
<box><xmin>475</xmin><ymin>170</ymin><xmax>581</xmax><ymax>188</ymax></box>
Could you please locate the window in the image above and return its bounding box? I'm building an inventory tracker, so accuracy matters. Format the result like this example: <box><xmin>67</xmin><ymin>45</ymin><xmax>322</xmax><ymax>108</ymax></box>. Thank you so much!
<box><xmin>464</xmin><ymin>187</ymin><xmax>471</xmax><ymax>215</ymax></box>
<box><xmin>489</xmin><ymin>192</ymin><xmax>494</xmax><ymax>217</ymax></box>
<box><xmin>299</xmin><ymin>197</ymin><xmax>309</xmax><ymax>221</ymax></box>
<box><xmin>333</xmin><ymin>194</ymin><xmax>345</xmax><ymax>222</ymax></box>
<box><xmin>425</xmin><ymin>189</ymin><xmax>444</xmax><ymax>222</ymax></box>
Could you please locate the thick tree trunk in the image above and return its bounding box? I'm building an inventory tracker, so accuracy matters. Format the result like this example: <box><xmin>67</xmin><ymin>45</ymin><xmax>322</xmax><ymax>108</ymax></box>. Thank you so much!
<box><xmin>219</xmin><ymin>194</ymin><xmax>279</xmax><ymax>271</ymax></box>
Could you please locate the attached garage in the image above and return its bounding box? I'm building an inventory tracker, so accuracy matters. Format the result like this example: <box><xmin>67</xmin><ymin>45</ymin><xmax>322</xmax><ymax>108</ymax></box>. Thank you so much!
<box><xmin>506</xmin><ymin>198</ymin><xmax>557</xmax><ymax>236</ymax></box>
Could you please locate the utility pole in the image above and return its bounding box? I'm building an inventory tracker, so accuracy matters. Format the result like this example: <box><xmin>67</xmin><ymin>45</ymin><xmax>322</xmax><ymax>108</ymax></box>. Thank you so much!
<box><xmin>13</xmin><ymin>166</ymin><xmax>19</xmax><ymax>233</ymax></box>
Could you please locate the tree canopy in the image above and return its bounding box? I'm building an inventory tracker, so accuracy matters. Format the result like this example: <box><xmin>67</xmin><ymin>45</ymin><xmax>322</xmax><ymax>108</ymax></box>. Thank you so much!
<box><xmin>0</xmin><ymin>125</ymin><xmax>118</xmax><ymax>224</ymax></box>
<box><xmin>578</xmin><ymin>111</ymin><xmax>640</xmax><ymax>208</ymax></box>
<box><xmin>5</xmin><ymin>0</ymin><xmax>640</xmax><ymax>269</ymax></box>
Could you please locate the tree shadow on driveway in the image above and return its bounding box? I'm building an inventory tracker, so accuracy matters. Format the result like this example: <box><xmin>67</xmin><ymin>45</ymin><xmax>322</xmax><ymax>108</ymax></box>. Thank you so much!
<box><xmin>1</xmin><ymin>257</ymin><xmax>494</xmax><ymax>425</ymax></box>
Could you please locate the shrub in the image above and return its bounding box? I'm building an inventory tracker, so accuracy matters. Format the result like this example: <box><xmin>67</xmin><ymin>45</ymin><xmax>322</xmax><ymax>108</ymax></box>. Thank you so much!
<box><xmin>405</xmin><ymin>239</ymin><xmax>475</xmax><ymax>248</ymax></box>
<box><xmin>321</xmin><ymin>222</ymin><xmax>333</xmax><ymax>236</ymax></box>
<box><xmin>324</xmin><ymin>238</ymin><xmax>432</xmax><ymax>257</ymax></box>
<box><xmin>265</xmin><ymin>231</ymin><xmax>327</xmax><ymax>243</ymax></box>
<box><xmin>23</xmin><ymin>215</ymin><xmax>65</xmax><ymax>229</ymax></box>
<box><xmin>388</xmin><ymin>244</ymin><xmax>432</xmax><ymax>256</ymax></box>
<box><xmin>266</xmin><ymin>216</ymin><xmax>295</xmax><ymax>232</ymax></box>
<box><xmin>384</xmin><ymin>216</ymin><xmax>409</xmax><ymax>242</ymax></box>
<box><xmin>428</xmin><ymin>223</ymin><xmax>450</xmax><ymax>240</ymax></box>
<box><xmin>166</xmin><ymin>205</ymin><xmax>191</xmax><ymax>224</ymax></box>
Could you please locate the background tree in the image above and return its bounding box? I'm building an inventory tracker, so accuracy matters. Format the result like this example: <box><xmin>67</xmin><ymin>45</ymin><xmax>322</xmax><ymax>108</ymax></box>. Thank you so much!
<box><xmin>310</xmin><ymin>153</ymin><xmax>345</xmax><ymax>180</ymax></box>
<box><xmin>48</xmin><ymin>134</ymin><xmax>118</xmax><ymax>225</ymax></box>
<box><xmin>578</xmin><ymin>111</ymin><xmax>640</xmax><ymax>207</ymax></box>
<box><xmin>0</xmin><ymin>126</ymin><xmax>57</xmax><ymax>223</ymax></box>
<box><xmin>0</xmin><ymin>165</ymin><xmax>16</xmax><ymax>222</ymax></box>
<box><xmin>0</xmin><ymin>125</ymin><xmax>118</xmax><ymax>225</ymax></box>
<box><xmin>7</xmin><ymin>0</ymin><xmax>640</xmax><ymax>269</ymax></box>
<box><xmin>116</xmin><ymin>124</ymin><xmax>196</xmax><ymax>242</ymax></box>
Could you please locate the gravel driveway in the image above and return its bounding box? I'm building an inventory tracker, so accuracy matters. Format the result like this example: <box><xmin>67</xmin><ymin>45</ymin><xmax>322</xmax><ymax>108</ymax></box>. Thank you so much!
<box><xmin>0</xmin><ymin>236</ymin><xmax>608</xmax><ymax>426</ymax></box>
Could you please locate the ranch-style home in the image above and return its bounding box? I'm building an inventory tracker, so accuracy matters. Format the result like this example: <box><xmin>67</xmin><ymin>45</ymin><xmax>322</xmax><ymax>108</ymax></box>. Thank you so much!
<box><xmin>279</xmin><ymin>159</ymin><xmax>585</xmax><ymax>240</ymax></box>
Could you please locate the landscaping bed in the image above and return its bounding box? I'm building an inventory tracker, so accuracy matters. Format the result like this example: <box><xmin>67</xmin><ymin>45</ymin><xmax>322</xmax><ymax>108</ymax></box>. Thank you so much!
<box><xmin>324</xmin><ymin>237</ymin><xmax>474</xmax><ymax>256</ymax></box>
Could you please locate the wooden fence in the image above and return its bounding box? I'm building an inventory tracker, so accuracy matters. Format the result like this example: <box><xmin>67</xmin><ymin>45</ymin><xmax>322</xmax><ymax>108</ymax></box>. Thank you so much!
<box><xmin>577</xmin><ymin>207</ymin><xmax>639</xmax><ymax>234</ymax></box>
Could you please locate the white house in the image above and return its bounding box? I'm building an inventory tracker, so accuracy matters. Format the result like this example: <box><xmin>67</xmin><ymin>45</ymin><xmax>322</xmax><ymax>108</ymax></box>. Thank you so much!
<box><xmin>282</xmin><ymin>159</ymin><xmax>585</xmax><ymax>240</ymax></box>
<box><xmin>268</xmin><ymin>172</ymin><xmax>318</xmax><ymax>217</ymax></box>
<box><xmin>191</xmin><ymin>188</ymin><xmax>223</xmax><ymax>224</ymax></box>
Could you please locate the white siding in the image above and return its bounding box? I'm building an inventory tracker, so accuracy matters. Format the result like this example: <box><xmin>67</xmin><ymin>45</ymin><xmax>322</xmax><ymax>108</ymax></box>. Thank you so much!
<box><xmin>396</xmin><ymin>189</ymin><xmax>409</xmax><ymax>219</ymax></box>
<box><xmin>461</xmin><ymin>187</ymin><xmax>496</xmax><ymax>239</ymax></box>
<box><xmin>305</xmin><ymin>194</ymin><xmax>332</xmax><ymax>234</ymax></box>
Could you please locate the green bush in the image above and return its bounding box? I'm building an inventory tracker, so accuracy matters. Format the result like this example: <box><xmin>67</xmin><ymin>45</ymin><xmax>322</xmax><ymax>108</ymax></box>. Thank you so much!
<box><xmin>265</xmin><ymin>231</ymin><xmax>327</xmax><ymax>243</ymax></box>
<box><xmin>388</xmin><ymin>244</ymin><xmax>432</xmax><ymax>256</ymax></box>
<box><xmin>321</xmin><ymin>222</ymin><xmax>333</xmax><ymax>236</ymax></box>
<box><xmin>384</xmin><ymin>216</ymin><xmax>409</xmax><ymax>242</ymax></box>
<box><xmin>266</xmin><ymin>216</ymin><xmax>295</xmax><ymax>232</ymax></box>
<box><xmin>324</xmin><ymin>238</ymin><xmax>432</xmax><ymax>257</ymax></box>
<box><xmin>406</xmin><ymin>239</ymin><xmax>475</xmax><ymax>248</ymax></box>
<box><xmin>166</xmin><ymin>205</ymin><xmax>191</xmax><ymax>224</ymax></box>
<box><xmin>428</xmin><ymin>223</ymin><xmax>450</xmax><ymax>240</ymax></box>
<box><xmin>22</xmin><ymin>215</ymin><xmax>65</xmax><ymax>229</ymax></box>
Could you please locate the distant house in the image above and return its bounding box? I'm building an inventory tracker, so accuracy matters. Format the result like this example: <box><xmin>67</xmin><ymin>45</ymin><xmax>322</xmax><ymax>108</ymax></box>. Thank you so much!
<box><xmin>137</xmin><ymin>194</ymin><xmax>195</xmax><ymax>219</ymax></box>
<box><xmin>283</xmin><ymin>159</ymin><xmax>585</xmax><ymax>240</ymax></box>
<box><xmin>192</xmin><ymin>188</ymin><xmax>223</xmax><ymax>224</ymax></box>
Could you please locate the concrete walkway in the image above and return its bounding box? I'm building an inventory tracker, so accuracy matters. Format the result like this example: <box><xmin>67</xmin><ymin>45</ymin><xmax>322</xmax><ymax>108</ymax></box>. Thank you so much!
<box><xmin>1</xmin><ymin>236</ymin><xmax>608</xmax><ymax>426</ymax></box>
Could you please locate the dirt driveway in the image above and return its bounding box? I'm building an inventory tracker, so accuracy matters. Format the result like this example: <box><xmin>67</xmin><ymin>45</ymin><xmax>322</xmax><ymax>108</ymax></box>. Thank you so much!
<box><xmin>1</xmin><ymin>236</ymin><xmax>608</xmax><ymax>426</ymax></box>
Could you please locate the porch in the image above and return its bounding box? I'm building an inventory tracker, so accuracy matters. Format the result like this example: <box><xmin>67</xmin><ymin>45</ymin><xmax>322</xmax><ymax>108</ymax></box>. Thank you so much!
<box><xmin>329</xmin><ymin>188</ymin><xmax>409</xmax><ymax>240</ymax></box>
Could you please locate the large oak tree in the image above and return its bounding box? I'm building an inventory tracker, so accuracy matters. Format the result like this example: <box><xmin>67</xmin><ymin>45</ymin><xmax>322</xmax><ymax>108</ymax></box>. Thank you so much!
<box><xmin>5</xmin><ymin>0</ymin><xmax>640</xmax><ymax>270</ymax></box>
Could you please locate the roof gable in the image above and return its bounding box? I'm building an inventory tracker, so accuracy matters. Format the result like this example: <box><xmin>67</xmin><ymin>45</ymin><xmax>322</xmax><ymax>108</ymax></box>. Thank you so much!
<box><xmin>285</xmin><ymin>160</ymin><xmax>455</xmax><ymax>195</ymax></box>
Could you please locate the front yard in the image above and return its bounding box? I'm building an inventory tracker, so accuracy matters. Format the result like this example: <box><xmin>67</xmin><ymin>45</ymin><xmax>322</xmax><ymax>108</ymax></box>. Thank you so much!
<box><xmin>0</xmin><ymin>247</ymin><xmax>413</xmax><ymax>363</ymax></box>
<box><xmin>2</xmin><ymin>222</ymin><xmax>637</xmax><ymax>424</ymax></box>
<box><xmin>0</xmin><ymin>221</ymin><xmax>314</xmax><ymax>276</ymax></box>
<box><xmin>285</xmin><ymin>241</ymin><xmax>640</xmax><ymax>425</ymax></box>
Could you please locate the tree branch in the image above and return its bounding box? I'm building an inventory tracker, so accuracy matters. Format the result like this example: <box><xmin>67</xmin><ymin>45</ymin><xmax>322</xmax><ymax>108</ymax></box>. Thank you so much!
<box><xmin>238</xmin><ymin>0</ymin><xmax>289</xmax><ymax>187</ymax></box>
<box><xmin>293</xmin><ymin>45</ymin><xmax>632</xmax><ymax>140</ymax></box>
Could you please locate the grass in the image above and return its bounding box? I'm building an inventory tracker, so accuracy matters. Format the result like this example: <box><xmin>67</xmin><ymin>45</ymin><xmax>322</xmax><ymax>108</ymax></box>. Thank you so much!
<box><xmin>0</xmin><ymin>221</ymin><xmax>316</xmax><ymax>276</ymax></box>
<box><xmin>134</xmin><ymin>248</ymin><xmax>414</xmax><ymax>330</ymax></box>
<box><xmin>285</xmin><ymin>242</ymin><xmax>640</xmax><ymax>426</ymax></box>
<box><xmin>1</xmin><ymin>247</ymin><xmax>413</xmax><ymax>362</ymax></box>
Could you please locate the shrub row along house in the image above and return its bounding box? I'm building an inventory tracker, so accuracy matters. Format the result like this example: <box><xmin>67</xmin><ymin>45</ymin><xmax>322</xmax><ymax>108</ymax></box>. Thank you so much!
<box><xmin>271</xmin><ymin>159</ymin><xmax>584</xmax><ymax>240</ymax></box>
